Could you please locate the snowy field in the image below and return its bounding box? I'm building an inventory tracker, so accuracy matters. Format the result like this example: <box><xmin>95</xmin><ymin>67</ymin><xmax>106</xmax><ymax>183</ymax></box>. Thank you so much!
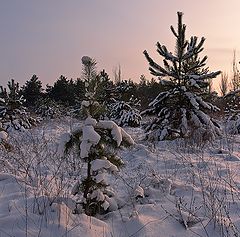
<box><xmin>0</xmin><ymin>117</ymin><xmax>240</xmax><ymax>237</ymax></box>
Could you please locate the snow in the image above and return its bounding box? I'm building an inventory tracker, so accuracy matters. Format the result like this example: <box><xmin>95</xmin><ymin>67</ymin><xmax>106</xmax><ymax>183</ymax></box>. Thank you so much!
<box><xmin>84</xmin><ymin>116</ymin><xmax>97</xmax><ymax>126</ymax></box>
<box><xmin>1</xmin><ymin>118</ymin><xmax>240</xmax><ymax>237</ymax></box>
<box><xmin>159</xmin><ymin>127</ymin><xmax>168</xmax><ymax>140</ymax></box>
<box><xmin>133</xmin><ymin>185</ymin><xmax>144</xmax><ymax>198</ymax></box>
<box><xmin>0</xmin><ymin>131</ymin><xmax>8</xmax><ymax>141</ymax></box>
<box><xmin>189</xmin><ymin>78</ymin><xmax>200</xmax><ymax>88</ymax></box>
<box><xmin>180</xmin><ymin>108</ymin><xmax>188</xmax><ymax>135</ymax></box>
<box><xmin>80</xmin><ymin>123</ymin><xmax>101</xmax><ymax>158</ymax></box>
<box><xmin>94</xmin><ymin>173</ymin><xmax>105</xmax><ymax>183</ymax></box>
<box><xmin>57</xmin><ymin>132</ymin><xmax>71</xmax><ymax>156</ymax></box>
<box><xmin>81</xmin><ymin>100</ymin><xmax>90</xmax><ymax>107</ymax></box>
<box><xmin>97</xmin><ymin>120</ymin><xmax>134</xmax><ymax>146</ymax></box>
<box><xmin>97</xmin><ymin>120</ymin><xmax>122</xmax><ymax>146</ymax></box>
<box><xmin>81</xmin><ymin>55</ymin><xmax>92</xmax><ymax>65</ymax></box>
<box><xmin>102</xmin><ymin>200</ymin><xmax>110</xmax><ymax>210</ymax></box>
<box><xmin>91</xmin><ymin>159</ymin><xmax>118</xmax><ymax>172</ymax></box>
<box><xmin>120</xmin><ymin>127</ymin><xmax>135</xmax><ymax>145</ymax></box>
<box><xmin>80</xmin><ymin>140</ymin><xmax>92</xmax><ymax>158</ymax></box>
<box><xmin>90</xmin><ymin>189</ymin><xmax>105</xmax><ymax>201</ymax></box>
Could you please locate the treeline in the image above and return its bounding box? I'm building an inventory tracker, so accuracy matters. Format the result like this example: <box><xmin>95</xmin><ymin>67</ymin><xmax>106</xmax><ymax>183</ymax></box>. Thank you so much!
<box><xmin>16</xmin><ymin>72</ymin><xmax>164</xmax><ymax>110</ymax></box>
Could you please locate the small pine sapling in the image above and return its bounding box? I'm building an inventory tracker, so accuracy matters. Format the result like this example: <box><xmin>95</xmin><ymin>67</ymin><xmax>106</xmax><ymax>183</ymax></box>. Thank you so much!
<box><xmin>60</xmin><ymin>56</ymin><xmax>134</xmax><ymax>216</ymax></box>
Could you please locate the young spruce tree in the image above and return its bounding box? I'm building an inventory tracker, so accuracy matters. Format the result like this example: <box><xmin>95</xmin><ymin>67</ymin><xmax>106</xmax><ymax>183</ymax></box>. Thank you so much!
<box><xmin>142</xmin><ymin>12</ymin><xmax>221</xmax><ymax>142</ymax></box>
<box><xmin>60</xmin><ymin>56</ymin><xmax>134</xmax><ymax>216</ymax></box>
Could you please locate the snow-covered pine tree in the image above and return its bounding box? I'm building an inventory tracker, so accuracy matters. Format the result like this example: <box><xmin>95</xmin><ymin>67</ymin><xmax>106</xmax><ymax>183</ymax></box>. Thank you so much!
<box><xmin>35</xmin><ymin>97</ymin><xmax>62</xmax><ymax>119</ymax></box>
<box><xmin>142</xmin><ymin>12</ymin><xmax>221</xmax><ymax>142</ymax></box>
<box><xmin>60</xmin><ymin>56</ymin><xmax>134</xmax><ymax>216</ymax></box>
<box><xmin>109</xmin><ymin>95</ymin><xmax>142</xmax><ymax>127</ymax></box>
<box><xmin>0</xmin><ymin>79</ymin><xmax>38</xmax><ymax>131</ymax></box>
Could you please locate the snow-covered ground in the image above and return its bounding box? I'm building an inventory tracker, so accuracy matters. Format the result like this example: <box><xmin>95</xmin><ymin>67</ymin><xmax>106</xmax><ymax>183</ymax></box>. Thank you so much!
<box><xmin>0</xmin><ymin>118</ymin><xmax>240</xmax><ymax>237</ymax></box>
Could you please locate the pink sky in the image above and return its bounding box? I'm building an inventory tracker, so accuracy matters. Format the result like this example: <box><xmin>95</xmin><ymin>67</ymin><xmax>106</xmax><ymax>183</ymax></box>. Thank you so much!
<box><xmin>0</xmin><ymin>0</ymin><xmax>239</xmax><ymax>91</ymax></box>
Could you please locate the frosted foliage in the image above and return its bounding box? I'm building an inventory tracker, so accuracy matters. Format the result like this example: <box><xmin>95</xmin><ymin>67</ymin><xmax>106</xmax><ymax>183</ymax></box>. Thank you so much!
<box><xmin>195</xmin><ymin>96</ymin><xmax>211</xmax><ymax>110</ymax></box>
<box><xmin>190</xmin><ymin>112</ymin><xmax>202</xmax><ymax>127</ymax></box>
<box><xmin>119</xmin><ymin>110</ymin><xmax>141</xmax><ymax>127</ymax></box>
<box><xmin>58</xmin><ymin>58</ymin><xmax>135</xmax><ymax>216</ymax></box>
<box><xmin>197</xmin><ymin>111</ymin><xmax>211</xmax><ymax>125</ymax></box>
<box><xmin>185</xmin><ymin>92</ymin><xmax>199</xmax><ymax>110</ymax></box>
<box><xmin>0</xmin><ymin>80</ymin><xmax>38</xmax><ymax>131</ymax></box>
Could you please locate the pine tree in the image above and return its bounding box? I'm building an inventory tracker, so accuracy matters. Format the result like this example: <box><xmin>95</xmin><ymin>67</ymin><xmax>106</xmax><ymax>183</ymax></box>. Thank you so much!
<box><xmin>109</xmin><ymin>96</ymin><xmax>142</xmax><ymax>127</ymax></box>
<box><xmin>142</xmin><ymin>12</ymin><xmax>221</xmax><ymax>142</ymax></box>
<box><xmin>21</xmin><ymin>75</ymin><xmax>43</xmax><ymax>107</ymax></box>
<box><xmin>0</xmin><ymin>79</ymin><xmax>38</xmax><ymax>130</ymax></box>
<box><xmin>95</xmin><ymin>69</ymin><xmax>113</xmax><ymax>103</ymax></box>
<box><xmin>48</xmin><ymin>75</ymin><xmax>76</xmax><ymax>106</ymax></box>
<box><xmin>59</xmin><ymin>56</ymin><xmax>134</xmax><ymax>216</ymax></box>
<box><xmin>35</xmin><ymin>97</ymin><xmax>62</xmax><ymax>119</ymax></box>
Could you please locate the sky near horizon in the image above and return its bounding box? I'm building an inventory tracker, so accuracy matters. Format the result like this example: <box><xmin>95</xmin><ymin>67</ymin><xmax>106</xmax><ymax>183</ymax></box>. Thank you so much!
<box><xmin>0</xmin><ymin>0</ymin><xmax>239</xmax><ymax>89</ymax></box>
